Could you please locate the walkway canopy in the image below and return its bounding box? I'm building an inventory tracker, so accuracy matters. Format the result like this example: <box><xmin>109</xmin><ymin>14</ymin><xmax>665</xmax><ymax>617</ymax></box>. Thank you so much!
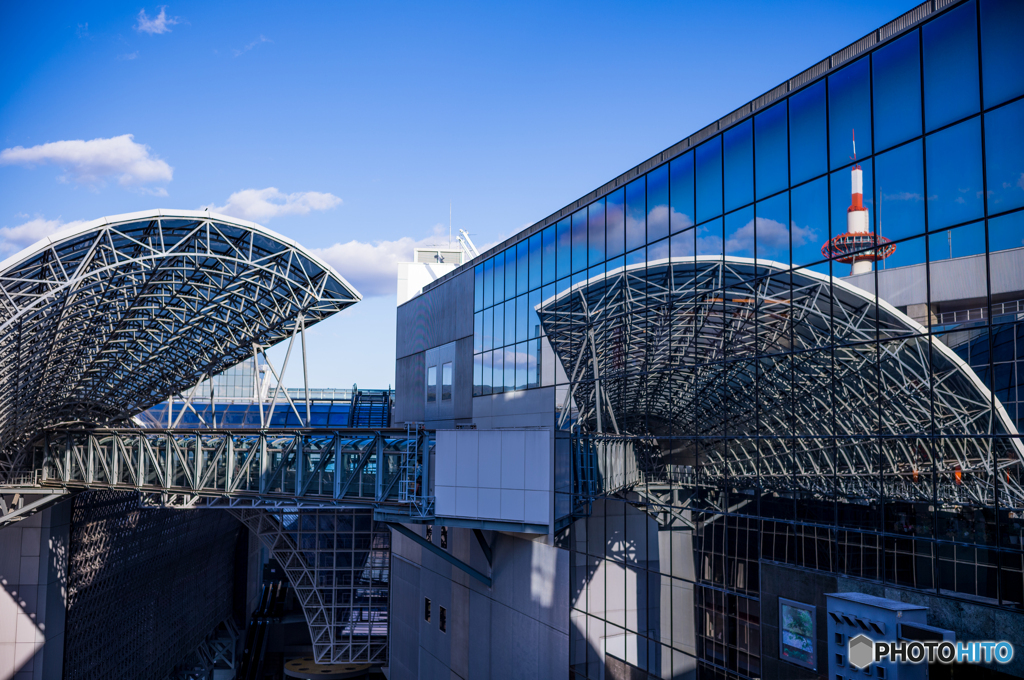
<box><xmin>0</xmin><ymin>210</ymin><xmax>359</xmax><ymax>474</ymax></box>
<box><xmin>539</xmin><ymin>256</ymin><xmax>1024</xmax><ymax>509</ymax></box>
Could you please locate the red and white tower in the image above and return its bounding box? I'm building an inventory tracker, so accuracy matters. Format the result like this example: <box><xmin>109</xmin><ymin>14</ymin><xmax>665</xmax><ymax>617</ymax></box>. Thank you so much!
<box><xmin>821</xmin><ymin>132</ymin><xmax>895</xmax><ymax>275</ymax></box>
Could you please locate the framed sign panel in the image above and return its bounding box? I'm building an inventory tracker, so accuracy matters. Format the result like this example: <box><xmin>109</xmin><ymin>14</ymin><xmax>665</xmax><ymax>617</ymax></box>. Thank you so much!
<box><xmin>779</xmin><ymin>598</ymin><xmax>817</xmax><ymax>671</ymax></box>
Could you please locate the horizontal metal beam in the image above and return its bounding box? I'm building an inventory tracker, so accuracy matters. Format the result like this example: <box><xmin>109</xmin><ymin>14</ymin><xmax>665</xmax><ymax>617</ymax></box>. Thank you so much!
<box><xmin>387</xmin><ymin>522</ymin><xmax>491</xmax><ymax>587</ymax></box>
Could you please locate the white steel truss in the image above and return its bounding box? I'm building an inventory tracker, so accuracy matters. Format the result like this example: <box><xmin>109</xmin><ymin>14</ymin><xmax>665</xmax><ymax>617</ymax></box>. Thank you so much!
<box><xmin>230</xmin><ymin>507</ymin><xmax>390</xmax><ymax>664</ymax></box>
<box><xmin>540</xmin><ymin>256</ymin><xmax>1024</xmax><ymax>509</ymax></box>
<box><xmin>30</xmin><ymin>427</ymin><xmax>428</xmax><ymax>509</ymax></box>
<box><xmin>0</xmin><ymin>210</ymin><xmax>360</xmax><ymax>476</ymax></box>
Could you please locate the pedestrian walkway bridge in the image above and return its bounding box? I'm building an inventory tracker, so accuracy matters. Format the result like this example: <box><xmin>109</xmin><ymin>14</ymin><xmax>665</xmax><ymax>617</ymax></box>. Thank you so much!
<box><xmin>5</xmin><ymin>426</ymin><xmax>435</xmax><ymax>514</ymax></box>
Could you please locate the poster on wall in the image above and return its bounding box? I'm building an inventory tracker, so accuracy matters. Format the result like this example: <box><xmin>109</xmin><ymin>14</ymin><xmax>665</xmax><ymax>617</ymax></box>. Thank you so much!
<box><xmin>779</xmin><ymin>598</ymin><xmax>817</xmax><ymax>670</ymax></box>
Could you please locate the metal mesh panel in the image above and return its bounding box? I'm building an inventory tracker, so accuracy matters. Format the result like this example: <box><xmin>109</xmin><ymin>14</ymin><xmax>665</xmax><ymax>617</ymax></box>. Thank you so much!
<box><xmin>63</xmin><ymin>490</ymin><xmax>239</xmax><ymax>680</ymax></box>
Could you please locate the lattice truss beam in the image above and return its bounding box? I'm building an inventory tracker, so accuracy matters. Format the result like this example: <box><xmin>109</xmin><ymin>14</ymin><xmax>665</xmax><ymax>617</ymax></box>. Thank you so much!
<box><xmin>540</xmin><ymin>256</ymin><xmax>1024</xmax><ymax>508</ymax></box>
<box><xmin>0</xmin><ymin>210</ymin><xmax>360</xmax><ymax>475</ymax></box>
<box><xmin>230</xmin><ymin>508</ymin><xmax>390</xmax><ymax>665</ymax></box>
<box><xmin>32</xmin><ymin>428</ymin><xmax>419</xmax><ymax>509</ymax></box>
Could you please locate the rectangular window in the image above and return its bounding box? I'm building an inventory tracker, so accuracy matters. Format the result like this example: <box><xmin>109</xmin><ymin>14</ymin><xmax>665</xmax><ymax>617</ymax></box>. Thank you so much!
<box><xmin>588</xmin><ymin>198</ymin><xmax>605</xmax><ymax>266</ymax></box>
<box><xmin>426</xmin><ymin>366</ymin><xmax>437</xmax><ymax>403</ymax></box>
<box><xmin>528</xmin><ymin>232</ymin><xmax>542</xmax><ymax>291</ymax></box>
<box><xmin>426</xmin><ymin>525</ymin><xmax>432</xmax><ymax>542</ymax></box>
<box><xmin>779</xmin><ymin>598</ymin><xmax>817</xmax><ymax>671</ymax></box>
<box><xmin>625</xmin><ymin>176</ymin><xmax>646</xmax><ymax>252</ymax></box>
<box><xmin>424</xmin><ymin>597</ymin><xmax>431</xmax><ymax>622</ymax></box>
<box><xmin>923</xmin><ymin>0</ymin><xmax>979</xmax><ymax>131</ymax></box>
<box><xmin>571</xmin><ymin>207</ymin><xmax>588</xmax><ymax>274</ymax></box>
<box><xmin>440</xmin><ymin>605</ymin><xmax>447</xmax><ymax>633</ymax></box>
<box><xmin>441</xmin><ymin>526</ymin><xmax>448</xmax><ymax>549</ymax></box>
<box><xmin>441</xmin><ymin>362</ymin><xmax>452</xmax><ymax>401</ymax></box>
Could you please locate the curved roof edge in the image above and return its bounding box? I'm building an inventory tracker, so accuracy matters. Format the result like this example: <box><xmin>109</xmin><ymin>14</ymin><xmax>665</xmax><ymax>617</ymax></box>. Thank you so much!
<box><xmin>540</xmin><ymin>254</ymin><xmax>1021</xmax><ymax>445</ymax></box>
<box><xmin>0</xmin><ymin>208</ymin><xmax>362</xmax><ymax>302</ymax></box>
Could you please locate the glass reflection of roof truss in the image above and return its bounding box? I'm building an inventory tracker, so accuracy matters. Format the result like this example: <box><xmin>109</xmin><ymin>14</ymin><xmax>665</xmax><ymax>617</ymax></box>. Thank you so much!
<box><xmin>0</xmin><ymin>210</ymin><xmax>360</xmax><ymax>475</ymax></box>
<box><xmin>539</xmin><ymin>256</ymin><xmax>1024</xmax><ymax>508</ymax></box>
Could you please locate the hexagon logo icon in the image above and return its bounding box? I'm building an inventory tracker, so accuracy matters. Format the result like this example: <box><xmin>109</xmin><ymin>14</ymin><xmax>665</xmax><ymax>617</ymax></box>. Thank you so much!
<box><xmin>848</xmin><ymin>634</ymin><xmax>874</xmax><ymax>669</ymax></box>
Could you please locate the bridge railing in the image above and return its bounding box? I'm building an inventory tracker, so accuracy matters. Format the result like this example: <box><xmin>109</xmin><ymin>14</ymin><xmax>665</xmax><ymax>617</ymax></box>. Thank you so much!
<box><xmin>30</xmin><ymin>428</ymin><xmax>434</xmax><ymax>508</ymax></box>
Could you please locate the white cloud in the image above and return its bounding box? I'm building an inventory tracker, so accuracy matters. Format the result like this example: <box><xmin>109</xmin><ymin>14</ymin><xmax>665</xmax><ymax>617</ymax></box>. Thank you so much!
<box><xmin>202</xmin><ymin>187</ymin><xmax>341</xmax><ymax>222</ymax></box>
<box><xmin>135</xmin><ymin>7</ymin><xmax>179</xmax><ymax>35</ymax></box>
<box><xmin>722</xmin><ymin>217</ymin><xmax>818</xmax><ymax>257</ymax></box>
<box><xmin>0</xmin><ymin>216</ymin><xmax>89</xmax><ymax>255</ymax></box>
<box><xmin>233</xmin><ymin>35</ymin><xmax>271</xmax><ymax>57</ymax></box>
<box><xmin>119</xmin><ymin>51</ymin><xmax>139</xmax><ymax>60</ymax></box>
<box><xmin>312</xmin><ymin>225</ymin><xmax>456</xmax><ymax>297</ymax></box>
<box><xmin>0</xmin><ymin>134</ymin><xmax>173</xmax><ymax>188</ymax></box>
<box><xmin>882</xmin><ymin>191</ymin><xmax>923</xmax><ymax>202</ymax></box>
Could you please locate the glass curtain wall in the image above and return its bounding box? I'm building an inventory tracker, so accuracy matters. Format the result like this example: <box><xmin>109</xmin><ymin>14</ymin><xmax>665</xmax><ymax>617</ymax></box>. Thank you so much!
<box><xmin>460</xmin><ymin>1</ymin><xmax>1024</xmax><ymax>679</ymax></box>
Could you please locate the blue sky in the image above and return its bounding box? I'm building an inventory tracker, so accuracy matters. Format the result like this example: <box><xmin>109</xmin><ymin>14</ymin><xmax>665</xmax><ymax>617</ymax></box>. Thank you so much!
<box><xmin>0</xmin><ymin>0</ymin><xmax>916</xmax><ymax>388</ymax></box>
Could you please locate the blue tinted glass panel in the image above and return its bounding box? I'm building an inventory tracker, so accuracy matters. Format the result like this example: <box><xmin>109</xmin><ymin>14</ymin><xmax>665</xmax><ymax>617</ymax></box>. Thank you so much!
<box><xmin>505</xmin><ymin>245</ymin><xmax>516</xmax><ymax>297</ymax></box>
<box><xmin>789</xmin><ymin>81</ymin><xmax>828</xmax><ymax>184</ymax></box>
<box><xmin>527</xmin><ymin>339</ymin><xmax>539</xmax><ymax>389</ymax></box>
<box><xmin>926</xmin><ymin>117</ymin><xmax>984</xmax><ymax>230</ymax></box>
<box><xmin>482</xmin><ymin>351</ymin><xmax>492</xmax><ymax>395</ymax></box>
<box><xmin>474</xmin><ymin>264</ymin><xmax>483</xmax><ymax>311</ymax></box>
<box><xmin>588</xmin><ymin>198</ymin><xmax>606</xmax><ymax>266</ymax></box>
<box><xmin>482</xmin><ymin>307</ymin><xmax>493</xmax><ymax>351</ymax></box>
<box><xmin>648</xmin><ymin>235</ymin><xmax>669</xmax><ymax>263</ymax></box>
<box><xmin>516</xmin><ymin>342</ymin><xmax>528</xmax><ymax>391</ymax></box>
<box><xmin>696</xmin><ymin>137</ymin><xmax>723</xmax><ymax>223</ymax></box>
<box><xmin>981</xmin><ymin>0</ymin><xmax>1024</xmax><ymax>107</ymax></box>
<box><xmin>923</xmin><ymin>1</ymin><xmax>979</xmax><ymax>131</ymax></box>
<box><xmin>492</xmin><ymin>350</ymin><xmax>503</xmax><ymax>393</ymax></box>
<box><xmin>670</xmin><ymin>152</ymin><xmax>695</xmax><ymax>233</ymax></box>
<box><xmin>755</xmin><ymin>101</ymin><xmax>788</xmax><ymax>200</ymax></box>
<box><xmin>483</xmin><ymin>257</ymin><xmax>493</xmax><ymax>308</ymax></box>
<box><xmin>505</xmin><ymin>346</ymin><xmax>515</xmax><ymax>393</ymax></box>
<box><xmin>829</xmin><ymin>57</ymin><xmax>872</xmax><ymax>170</ymax></box>
<box><xmin>505</xmin><ymin>300</ymin><xmax>516</xmax><ymax>346</ymax></box>
<box><xmin>572</xmin><ymin>208</ymin><xmax>587</xmax><ymax>274</ymax></box>
<box><xmin>875</xmin><ymin>140</ymin><xmax>925</xmax><ymax>241</ymax></box>
<box><xmin>830</xmin><ymin>160</ymin><xmax>874</xmax><ymax>245</ymax></box>
<box><xmin>493</xmin><ymin>304</ymin><xmax>504</xmax><ymax>349</ymax></box>
<box><xmin>474</xmin><ymin>312</ymin><xmax>483</xmax><ymax>353</ymax></box>
<box><xmin>884</xmin><ymin>233</ymin><xmax>926</xmax><ymax>269</ymax></box>
<box><xmin>985</xmin><ymin>99</ymin><xmax>1024</xmax><ymax>214</ymax></box>
<box><xmin>647</xmin><ymin>164</ymin><xmax>669</xmax><ymax>243</ymax></box>
<box><xmin>724</xmin><ymin>120</ymin><xmax>753</xmax><ymax>212</ymax></box>
<box><xmin>929</xmin><ymin>222</ymin><xmax>986</xmax><ymax>260</ymax></box>
<box><xmin>989</xmin><ymin>211</ymin><xmax>1024</xmax><ymax>252</ymax></box>
<box><xmin>516</xmin><ymin>240</ymin><xmax>529</xmax><ymax>295</ymax></box>
<box><xmin>626</xmin><ymin>176</ymin><xmax>646</xmax><ymax>252</ymax></box>
<box><xmin>671</xmin><ymin>228</ymin><xmax>695</xmax><ymax>257</ymax></box>
<box><xmin>755</xmin><ymin>192</ymin><xmax>790</xmax><ymax>264</ymax></box>
<box><xmin>556</xmin><ymin>218</ymin><xmax>571</xmax><ymax>280</ymax></box>
<box><xmin>791</xmin><ymin>177</ymin><xmax>829</xmax><ymax>266</ymax></box>
<box><xmin>529</xmin><ymin>289</ymin><xmax>542</xmax><ymax>339</ymax></box>
<box><xmin>626</xmin><ymin>247</ymin><xmax>645</xmax><ymax>268</ymax></box>
<box><xmin>724</xmin><ymin>207</ymin><xmax>754</xmax><ymax>258</ymax></box>
<box><xmin>541</xmin><ymin>226</ymin><xmax>556</xmax><ymax>285</ymax></box>
<box><xmin>605</xmin><ymin>256</ymin><xmax>624</xmax><ymax>278</ymax></box>
<box><xmin>587</xmin><ymin>263</ymin><xmax>603</xmax><ymax>282</ymax></box>
<box><xmin>493</xmin><ymin>249</ymin><xmax>505</xmax><ymax>303</ymax></box>
<box><xmin>516</xmin><ymin>294</ymin><xmax>528</xmax><ymax>343</ymax></box>
<box><xmin>473</xmin><ymin>353</ymin><xmax>482</xmax><ymax>397</ymax></box>
<box><xmin>606</xmin><ymin>188</ymin><xmax>625</xmax><ymax>259</ymax></box>
<box><xmin>872</xmin><ymin>30</ymin><xmax>922</xmax><ymax>151</ymax></box>
<box><xmin>697</xmin><ymin>217</ymin><xmax>723</xmax><ymax>256</ymax></box>
<box><xmin>529</xmin><ymin>232</ymin><xmax>542</xmax><ymax>290</ymax></box>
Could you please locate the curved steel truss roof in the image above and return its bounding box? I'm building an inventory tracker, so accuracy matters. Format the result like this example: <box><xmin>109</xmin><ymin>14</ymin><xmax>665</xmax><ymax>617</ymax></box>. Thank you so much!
<box><xmin>539</xmin><ymin>256</ymin><xmax>1024</xmax><ymax>508</ymax></box>
<box><xmin>0</xmin><ymin>210</ymin><xmax>359</xmax><ymax>472</ymax></box>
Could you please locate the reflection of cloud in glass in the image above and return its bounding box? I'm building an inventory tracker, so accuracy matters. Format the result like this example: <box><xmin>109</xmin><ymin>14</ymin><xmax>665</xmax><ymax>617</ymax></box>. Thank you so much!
<box><xmin>648</xmin><ymin>205</ymin><xmax>694</xmax><ymax>231</ymax></box>
<box><xmin>882</xmin><ymin>191</ymin><xmax>923</xmax><ymax>201</ymax></box>
<box><xmin>722</xmin><ymin>217</ymin><xmax>817</xmax><ymax>257</ymax></box>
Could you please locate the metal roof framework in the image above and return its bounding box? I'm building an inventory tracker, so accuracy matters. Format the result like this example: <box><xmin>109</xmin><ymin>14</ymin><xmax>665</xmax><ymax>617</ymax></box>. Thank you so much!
<box><xmin>539</xmin><ymin>256</ymin><xmax>1024</xmax><ymax>509</ymax></box>
<box><xmin>0</xmin><ymin>210</ymin><xmax>359</xmax><ymax>476</ymax></box>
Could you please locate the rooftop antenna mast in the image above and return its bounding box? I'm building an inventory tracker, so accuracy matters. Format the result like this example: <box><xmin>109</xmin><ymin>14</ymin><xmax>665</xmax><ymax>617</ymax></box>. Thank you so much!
<box><xmin>458</xmin><ymin>229</ymin><xmax>480</xmax><ymax>258</ymax></box>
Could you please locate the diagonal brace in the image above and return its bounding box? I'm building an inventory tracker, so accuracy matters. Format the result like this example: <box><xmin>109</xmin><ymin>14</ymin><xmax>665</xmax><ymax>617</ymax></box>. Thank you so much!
<box><xmin>388</xmin><ymin>522</ymin><xmax>491</xmax><ymax>587</ymax></box>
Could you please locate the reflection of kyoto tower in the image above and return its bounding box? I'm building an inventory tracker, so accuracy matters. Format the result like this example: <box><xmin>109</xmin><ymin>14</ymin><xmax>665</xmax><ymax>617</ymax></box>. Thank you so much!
<box><xmin>822</xmin><ymin>132</ymin><xmax>895</xmax><ymax>275</ymax></box>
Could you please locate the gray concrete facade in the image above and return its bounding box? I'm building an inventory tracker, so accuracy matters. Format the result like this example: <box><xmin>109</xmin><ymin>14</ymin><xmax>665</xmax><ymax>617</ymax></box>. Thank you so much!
<box><xmin>0</xmin><ymin>501</ymin><xmax>70</xmax><ymax>680</ymax></box>
<box><xmin>389</xmin><ymin>524</ymin><xmax>569</xmax><ymax>680</ymax></box>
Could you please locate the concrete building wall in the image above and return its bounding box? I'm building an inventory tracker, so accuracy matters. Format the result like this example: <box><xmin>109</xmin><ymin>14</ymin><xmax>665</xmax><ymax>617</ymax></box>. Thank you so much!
<box><xmin>389</xmin><ymin>524</ymin><xmax>569</xmax><ymax>680</ymax></box>
<box><xmin>0</xmin><ymin>500</ymin><xmax>70</xmax><ymax>680</ymax></box>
